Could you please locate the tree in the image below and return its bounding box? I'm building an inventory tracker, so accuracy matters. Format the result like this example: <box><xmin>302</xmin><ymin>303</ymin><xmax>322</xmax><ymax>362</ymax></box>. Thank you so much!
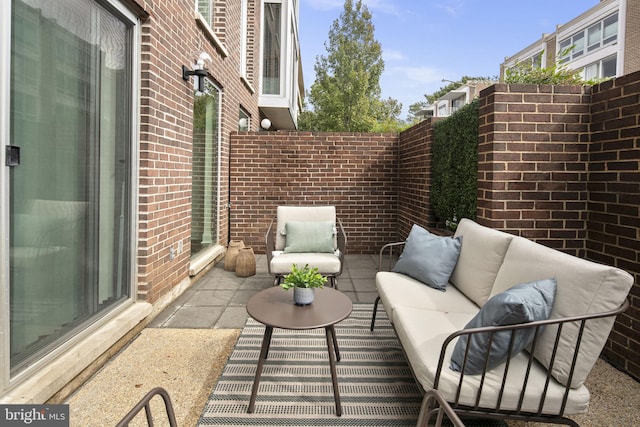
<box><xmin>406</xmin><ymin>76</ymin><xmax>494</xmax><ymax>123</ymax></box>
<box><xmin>504</xmin><ymin>49</ymin><xmax>604</xmax><ymax>85</ymax></box>
<box><xmin>303</xmin><ymin>0</ymin><xmax>401</xmax><ymax>132</ymax></box>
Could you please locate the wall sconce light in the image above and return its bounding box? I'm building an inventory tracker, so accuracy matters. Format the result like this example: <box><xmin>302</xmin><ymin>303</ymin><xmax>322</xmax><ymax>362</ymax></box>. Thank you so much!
<box><xmin>182</xmin><ymin>53</ymin><xmax>212</xmax><ymax>93</ymax></box>
<box><xmin>182</xmin><ymin>65</ymin><xmax>207</xmax><ymax>92</ymax></box>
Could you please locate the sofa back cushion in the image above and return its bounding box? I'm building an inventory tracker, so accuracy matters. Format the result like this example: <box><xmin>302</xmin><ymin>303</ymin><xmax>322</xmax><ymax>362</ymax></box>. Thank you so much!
<box><xmin>275</xmin><ymin>206</ymin><xmax>336</xmax><ymax>251</ymax></box>
<box><xmin>449</xmin><ymin>219</ymin><xmax>514</xmax><ymax>307</ymax></box>
<box><xmin>491</xmin><ymin>236</ymin><xmax>634</xmax><ymax>388</ymax></box>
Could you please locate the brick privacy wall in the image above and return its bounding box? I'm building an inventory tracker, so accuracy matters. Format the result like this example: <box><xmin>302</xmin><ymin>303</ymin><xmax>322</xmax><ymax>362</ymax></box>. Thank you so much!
<box><xmin>396</xmin><ymin>118</ymin><xmax>439</xmax><ymax>239</ymax></box>
<box><xmin>229</xmin><ymin>131</ymin><xmax>398</xmax><ymax>254</ymax></box>
<box><xmin>477</xmin><ymin>83</ymin><xmax>591</xmax><ymax>254</ymax></box>
<box><xmin>587</xmin><ymin>70</ymin><xmax>640</xmax><ymax>378</ymax></box>
<box><xmin>478</xmin><ymin>79</ymin><xmax>640</xmax><ymax>379</ymax></box>
<box><xmin>136</xmin><ymin>0</ymin><xmax>260</xmax><ymax>303</ymax></box>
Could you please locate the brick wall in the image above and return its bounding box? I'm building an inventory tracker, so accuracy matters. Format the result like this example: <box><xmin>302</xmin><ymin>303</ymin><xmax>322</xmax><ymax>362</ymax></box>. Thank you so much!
<box><xmin>397</xmin><ymin>118</ymin><xmax>439</xmax><ymax>239</ymax></box>
<box><xmin>477</xmin><ymin>83</ymin><xmax>592</xmax><ymax>254</ymax></box>
<box><xmin>229</xmin><ymin>131</ymin><xmax>398</xmax><ymax>254</ymax></box>
<box><xmin>587</xmin><ymin>70</ymin><xmax>640</xmax><ymax>378</ymax></box>
<box><xmin>476</xmin><ymin>76</ymin><xmax>639</xmax><ymax>379</ymax></box>
<box><xmin>136</xmin><ymin>0</ymin><xmax>259</xmax><ymax>302</ymax></box>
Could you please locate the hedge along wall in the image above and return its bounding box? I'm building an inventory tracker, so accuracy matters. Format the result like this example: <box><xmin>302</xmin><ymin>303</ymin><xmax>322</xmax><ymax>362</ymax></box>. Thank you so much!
<box><xmin>432</xmin><ymin>99</ymin><xmax>479</xmax><ymax>229</ymax></box>
<box><xmin>229</xmin><ymin>131</ymin><xmax>398</xmax><ymax>254</ymax></box>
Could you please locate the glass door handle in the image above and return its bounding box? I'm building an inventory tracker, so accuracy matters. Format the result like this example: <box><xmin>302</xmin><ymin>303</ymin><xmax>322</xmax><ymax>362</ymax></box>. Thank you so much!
<box><xmin>5</xmin><ymin>145</ymin><xmax>20</xmax><ymax>166</ymax></box>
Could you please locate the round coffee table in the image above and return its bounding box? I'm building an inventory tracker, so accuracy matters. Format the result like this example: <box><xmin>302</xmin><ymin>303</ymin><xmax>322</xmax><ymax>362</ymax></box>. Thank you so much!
<box><xmin>246</xmin><ymin>286</ymin><xmax>353</xmax><ymax>416</ymax></box>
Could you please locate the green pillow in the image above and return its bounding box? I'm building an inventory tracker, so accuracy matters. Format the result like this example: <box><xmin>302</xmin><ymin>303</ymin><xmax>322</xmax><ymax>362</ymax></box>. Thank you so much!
<box><xmin>284</xmin><ymin>221</ymin><xmax>335</xmax><ymax>253</ymax></box>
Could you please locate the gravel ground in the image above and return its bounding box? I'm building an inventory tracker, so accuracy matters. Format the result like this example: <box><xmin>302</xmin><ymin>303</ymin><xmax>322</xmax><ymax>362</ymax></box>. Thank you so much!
<box><xmin>65</xmin><ymin>328</ymin><xmax>239</xmax><ymax>427</ymax></box>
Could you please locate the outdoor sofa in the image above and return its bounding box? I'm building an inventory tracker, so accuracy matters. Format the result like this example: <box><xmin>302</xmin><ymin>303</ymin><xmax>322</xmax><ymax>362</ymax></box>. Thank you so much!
<box><xmin>370</xmin><ymin>218</ymin><xmax>633</xmax><ymax>426</ymax></box>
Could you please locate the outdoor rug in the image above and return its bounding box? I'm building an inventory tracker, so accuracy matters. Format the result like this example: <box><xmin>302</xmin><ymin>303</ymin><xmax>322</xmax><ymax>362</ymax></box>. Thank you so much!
<box><xmin>197</xmin><ymin>303</ymin><xmax>423</xmax><ymax>426</ymax></box>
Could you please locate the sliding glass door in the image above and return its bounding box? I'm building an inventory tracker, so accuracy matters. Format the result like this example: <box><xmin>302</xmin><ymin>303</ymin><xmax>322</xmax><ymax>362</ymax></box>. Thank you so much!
<box><xmin>7</xmin><ymin>0</ymin><xmax>135</xmax><ymax>374</ymax></box>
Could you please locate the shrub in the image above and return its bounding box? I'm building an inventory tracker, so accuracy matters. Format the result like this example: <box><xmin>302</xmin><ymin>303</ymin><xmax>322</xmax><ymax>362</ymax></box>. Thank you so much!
<box><xmin>431</xmin><ymin>99</ymin><xmax>479</xmax><ymax>230</ymax></box>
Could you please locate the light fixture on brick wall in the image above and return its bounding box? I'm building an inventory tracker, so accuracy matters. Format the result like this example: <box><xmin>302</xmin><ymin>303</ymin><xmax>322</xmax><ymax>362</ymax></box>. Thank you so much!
<box><xmin>182</xmin><ymin>52</ymin><xmax>212</xmax><ymax>93</ymax></box>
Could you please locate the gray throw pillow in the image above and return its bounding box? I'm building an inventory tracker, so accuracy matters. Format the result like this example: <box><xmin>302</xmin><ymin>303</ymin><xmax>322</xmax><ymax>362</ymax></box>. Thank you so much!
<box><xmin>392</xmin><ymin>224</ymin><xmax>462</xmax><ymax>291</ymax></box>
<box><xmin>450</xmin><ymin>278</ymin><xmax>557</xmax><ymax>374</ymax></box>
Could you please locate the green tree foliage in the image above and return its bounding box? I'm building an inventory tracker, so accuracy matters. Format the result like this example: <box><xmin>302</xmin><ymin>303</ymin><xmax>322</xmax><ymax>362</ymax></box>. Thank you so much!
<box><xmin>406</xmin><ymin>76</ymin><xmax>494</xmax><ymax>123</ymax></box>
<box><xmin>504</xmin><ymin>49</ymin><xmax>605</xmax><ymax>85</ymax></box>
<box><xmin>302</xmin><ymin>0</ymin><xmax>402</xmax><ymax>132</ymax></box>
<box><xmin>431</xmin><ymin>99</ymin><xmax>479</xmax><ymax>229</ymax></box>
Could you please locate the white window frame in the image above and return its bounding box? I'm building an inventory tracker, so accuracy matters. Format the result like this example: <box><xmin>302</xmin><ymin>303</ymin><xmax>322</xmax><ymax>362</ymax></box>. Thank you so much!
<box><xmin>240</xmin><ymin>0</ymin><xmax>248</xmax><ymax>77</ymax></box>
<box><xmin>558</xmin><ymin>11</ymin><xmax>618</xmax><ymax>64</ymax></box>
<box><xmin>194</xmin><ymin>0</ymin><xmax>229</xmax><ymax>57</ymax></box>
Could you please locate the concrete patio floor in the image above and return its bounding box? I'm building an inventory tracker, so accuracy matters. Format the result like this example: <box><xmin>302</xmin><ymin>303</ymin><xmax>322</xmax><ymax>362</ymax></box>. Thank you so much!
<box><xmin>65</xmin><ymin>254</ymin><xmax>640</xmax><ymax>426</ymax></box>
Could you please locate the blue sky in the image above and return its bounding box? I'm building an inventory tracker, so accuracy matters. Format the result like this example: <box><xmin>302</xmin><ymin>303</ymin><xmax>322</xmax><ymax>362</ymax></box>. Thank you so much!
<box><xmin>298</xmin><ymin>0</ymin><xmax>599</xmax><ymax>118</ymax></box>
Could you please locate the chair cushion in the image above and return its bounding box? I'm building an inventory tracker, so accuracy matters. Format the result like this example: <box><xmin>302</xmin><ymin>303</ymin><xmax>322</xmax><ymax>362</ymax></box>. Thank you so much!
<box><xmin>392</xmin><ymin>224</ymin><xmax>462</xmax><ymax>291</ymax></box>
<box><xmin>270</xmin><ymin>252</ymin><xmax>341</xmax><ymax>275</ymax></box>
<box><xmin>450</xmin><ymin>218</ymin><xmax>514</xmax><ymax>307</ymax></box>
<box><xmin>283</xmin><ymin>221</ymin><xmax>335</xmax><ymax>253</ymax></box>
<box><xmin>275</xmin><ymin>206</ymin><xmax>336</xmax><ymax>251</ymax></box>
<box><xmin>491</xmin><ymin>236</ymin><xmax>634</xmax><ymax>388</ymax></box>
<box><xmin>450</xmin><ymin>278</ymin><xmax>556</xmax><ymax>374</ymax></box>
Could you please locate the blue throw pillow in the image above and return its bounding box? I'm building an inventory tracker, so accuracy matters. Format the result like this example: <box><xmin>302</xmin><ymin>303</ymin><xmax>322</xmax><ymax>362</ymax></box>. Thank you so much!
<box><xmin>392</xmin><ymin>224</ymin><xmax>462</xmax><ymax>291</ymax></box>
<box><xmin>450</xmin><ymin>278</ymin><xmax>557</xmax><ymax>374</ymax></box>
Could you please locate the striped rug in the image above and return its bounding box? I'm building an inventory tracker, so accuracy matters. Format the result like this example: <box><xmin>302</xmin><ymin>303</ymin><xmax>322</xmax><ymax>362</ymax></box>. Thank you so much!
<box><xmin>197</xmin><ymin>303</ymin><xmax>423</xmax><ymax>426</ymax></box>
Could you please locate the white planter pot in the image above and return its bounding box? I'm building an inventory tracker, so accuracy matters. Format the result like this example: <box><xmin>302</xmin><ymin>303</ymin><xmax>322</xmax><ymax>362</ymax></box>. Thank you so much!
<box><xmin>293</xmin><ymin>287</ymin><xmax>314</xmax><ymax>305</ymax></box>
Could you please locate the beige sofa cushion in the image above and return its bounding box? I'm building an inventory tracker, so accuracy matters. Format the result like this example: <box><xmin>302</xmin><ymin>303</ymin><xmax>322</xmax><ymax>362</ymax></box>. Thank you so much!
<box><xmin>392</xmin><ymin>306</ymin><xmax>591</xmax><ymax>415</ymax></box>
<box><xmin>450</xmin><ymin>219</ymin><xmax>514</xmax><ymax>307</ymax></box>
<box><xmin>376</xmin><ymin>272</ymin><xmax>479</xmax><ymax>321</ymax></box>
<box><xmin>491</xmin><ymin>236</ymin><xmax>634</xmax><ymax>388</ymax></box>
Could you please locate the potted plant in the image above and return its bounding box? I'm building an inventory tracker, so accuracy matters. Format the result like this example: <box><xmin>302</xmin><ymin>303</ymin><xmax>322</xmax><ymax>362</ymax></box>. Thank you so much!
<box><xmin>280</xmin><ymin>264</ymin><xmax>327</xmax><ymax>305</ymax></box>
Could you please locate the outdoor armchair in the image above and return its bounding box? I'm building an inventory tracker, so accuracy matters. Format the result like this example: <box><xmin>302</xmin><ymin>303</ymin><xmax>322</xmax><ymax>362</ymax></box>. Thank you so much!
<box><xmin>265</xmin><ymin>205</ymin><xmax>346</xmax><ymax>288</ymax></box>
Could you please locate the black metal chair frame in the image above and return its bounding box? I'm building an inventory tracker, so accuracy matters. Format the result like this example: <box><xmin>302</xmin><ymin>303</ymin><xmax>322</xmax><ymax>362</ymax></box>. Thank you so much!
<box><xmin>115</xmin><ymin>387</ymin><xmax>178</xmax><ymax>427</ymax></box>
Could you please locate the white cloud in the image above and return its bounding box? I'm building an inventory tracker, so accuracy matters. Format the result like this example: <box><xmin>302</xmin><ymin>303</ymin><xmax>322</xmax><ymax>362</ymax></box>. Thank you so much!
<box><xmin>387</xmin><ymin>65</ymin><xmax>443</xmax><ymax>85</ymax></box>
<box><xmin>382</xmin><ymin>48</ymin><xmax>406</xmax><ymax>62</ymax></box>
<box><xmin>363</xmin><ymin>0</ymin><xmax>400</xmax><ymax>16</ymax></box>
<box><xmin>433</xmin><ymin>0</ymin><xmax>465</xmax><ymax>17</ymax></box>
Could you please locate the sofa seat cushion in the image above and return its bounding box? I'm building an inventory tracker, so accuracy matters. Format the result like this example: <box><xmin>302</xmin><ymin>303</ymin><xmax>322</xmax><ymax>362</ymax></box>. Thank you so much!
<box><xmin>491</xmin><ymin>236</ymin><xmax>634</xmax><ymax>388</ymax></box>
<box><xmin>393</xmin><ymin>306</ymin><xmax>590</xmax><ymax>415</ymax></box>
<box><xmin>270</xmin><ymin>252</ymin><xmax>341</xmax><ymax>275</ymax></box>
<box><xmin>376</xmin><ymin>272</ymin><xmax>479</xmax><ymax>321</ymax></box>
<box><xmin>450</xmin><ymin>219</ymin><xmax>514</xmax><ymax>307</ymax></box>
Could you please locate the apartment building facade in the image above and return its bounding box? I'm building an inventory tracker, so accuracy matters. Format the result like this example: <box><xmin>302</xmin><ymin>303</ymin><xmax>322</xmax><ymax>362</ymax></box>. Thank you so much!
<box><xmin>501</xmin><ymin>0</ymin><xmax>640</xmax><ymax>80</ymax></box>
<box><xmin>0</xmin><ymin>0</ymin><xmax>302</xmax><ymax>402</ymax></box>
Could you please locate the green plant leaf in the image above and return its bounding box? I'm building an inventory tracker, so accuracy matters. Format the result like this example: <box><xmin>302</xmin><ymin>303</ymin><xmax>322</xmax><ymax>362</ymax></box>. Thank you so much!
<box><xmin>280</xmin><ymin>264</ymin><xmax>327</xmax><ymax>290</ymax></box>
